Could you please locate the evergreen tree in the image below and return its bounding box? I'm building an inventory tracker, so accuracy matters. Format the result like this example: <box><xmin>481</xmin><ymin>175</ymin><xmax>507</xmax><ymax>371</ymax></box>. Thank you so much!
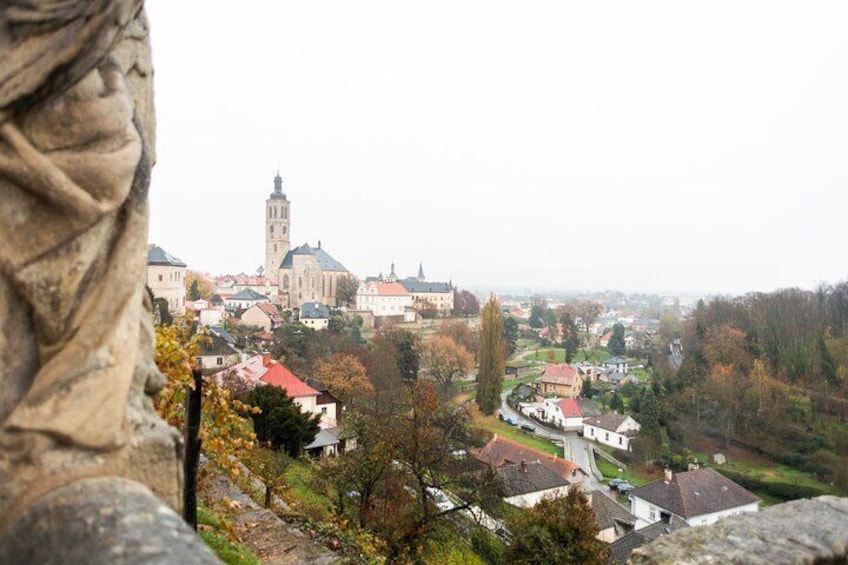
<box><xmin>506</xmin><ymin>489</ymin><xmax>609</xmax><ymax>565</ymax></box>
<box><xmin>503</xmin><ymin>316</ymin><xmax>520</xmax><ymax>357</ymax></box>
<box><xmin>608</xmin><ymin>323</ymin><xmax>627</xmax><ymax>356</ymax></box>
<box><xmin>247</xmin><ymin>385</ymin><xmax>320</xmax><ymax>457</ymax></box>
<box><xmin>476</xmin><ymin>296</ymin><xmax>504</xmax><ymax>415</ymax></box>
<box><xmin>188</xmin><ymin>279</ymin><xmax>201</xmax><ymax>301</ymax></box>
<box><xmin>560</xmin><ymin>312</ymin><xmax>580</xmax><ymax>363</ymax></box>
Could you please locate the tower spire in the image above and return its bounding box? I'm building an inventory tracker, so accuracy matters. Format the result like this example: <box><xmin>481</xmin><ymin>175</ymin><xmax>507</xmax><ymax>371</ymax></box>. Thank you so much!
<box><xmin>417</xmin><ymin>262</ymin><xmax>425</xmax><ymax>281</ymax></box>
<box><xmin>273</xmin><ymin>171</ymin><xmax>283</xmax><ymax>195</ymax></box>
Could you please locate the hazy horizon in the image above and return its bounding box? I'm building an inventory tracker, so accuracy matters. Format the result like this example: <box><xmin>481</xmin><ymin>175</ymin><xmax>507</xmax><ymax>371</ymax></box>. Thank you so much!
<box><xmin>145</xmin><ymin>2</ymin><xmax>848</xmax><ymax>295</ymax></box>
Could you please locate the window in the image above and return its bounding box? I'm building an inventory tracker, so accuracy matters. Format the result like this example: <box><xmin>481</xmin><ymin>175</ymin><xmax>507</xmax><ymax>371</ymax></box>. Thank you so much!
<box><xmin>216</xmin><ymin>357</ymin><xmax>223</xmax><ymax>365</ymax></box>
<box><xmin>321</xmin><ymin>407</ymin><xmax>328</xmax><ymax>415</ymax></box>
<box><xmin>649</xmin><ymin>507</ymin><xmax>657</xmax><ymax>521</ymax></box>
<box><xmin>158</xmin><ymin>274</ymin><xmax>163</xmax><ymax>282</ymax></box>
<box><xmin>270</xmin><ymin>225</ymin><xmax>274</xmax><ymax>234</ymax></box>
<box><xmin>619</xmin><ymin>436</ymin><xmax>623</xmax><ymax>445</ymax></box>
<box><xmin>605</xmin><ymin>432</ymin><xmax>609</xmax><ymax>441</ymax></box>
<box><xmin>274</xmin><ymin>244</ymin><xmax>277</xmax><ymax>252</ymax></box>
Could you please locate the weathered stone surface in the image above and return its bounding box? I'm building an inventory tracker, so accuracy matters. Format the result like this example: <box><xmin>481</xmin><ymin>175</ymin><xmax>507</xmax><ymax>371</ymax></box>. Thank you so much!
<box><xmin>629</xmin><ymin>496</ymin><xmax>848</xmax><ymax>564</ymax></box>
<box><xmin>0</xmin><ymin>0</ymin><xmax>182</xmax><ymax>530</ymax></box>
<box><xmin>0</xmin><ymin>478</ymin><xmax>219</xmax><ymax>565</ymax></box>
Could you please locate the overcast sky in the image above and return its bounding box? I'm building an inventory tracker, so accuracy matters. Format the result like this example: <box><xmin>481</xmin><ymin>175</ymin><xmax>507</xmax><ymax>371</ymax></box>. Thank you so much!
<box><xmin>145</xmin><ymin>1</ymin><xmax>848</xmax><ymax>295</ymax></box>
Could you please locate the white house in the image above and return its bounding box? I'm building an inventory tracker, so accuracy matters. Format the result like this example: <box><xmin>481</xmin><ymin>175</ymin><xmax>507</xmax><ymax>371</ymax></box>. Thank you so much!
<box><xmin>540</xmin><ymin>397</ymin><xmax>584</xmax><ymax>429</ymax></box>
<box><xmin>225</xmin><ymin>288</ymin><xmax>271</xmax><ymax>310</ymax></box>
<box><xmin>355</xmin><ymin>281</ymin><xmax>413</xmax><ymax>319</ymax></box>
<box><xmin>630</xmin><ymin>468</ymin><xmax>760</xmax><ymax>529</ymax></box>
<box><xmin>603</xmin><ymin>357</ymin><xmax>629</xmax><ymax>373</ymax></box>
<box><xmin>498</xmin><ymin>461</ymin><xmax>572</xmax><ymax>508</ymax></box>
<box><xmin>147</xmin><ymin>244</ymin><xmax>187</xmax><ymax>316</ymax></box>
<box><xmin>583</xmin><ymin>412</ymin><xmax>641</xmax><ymax>451</ymax></box>
<box><xmin>300</xmin><ymin>301</ymin><xmax>330</xmax><ymax>330</ymax></box>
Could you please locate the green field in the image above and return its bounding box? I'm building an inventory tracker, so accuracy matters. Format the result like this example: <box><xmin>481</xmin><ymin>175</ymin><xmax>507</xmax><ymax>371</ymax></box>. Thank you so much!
<box><xmin>471</xmin><ymin>405</ymin><xmax>561</xmax><ymax>457</ymax></box>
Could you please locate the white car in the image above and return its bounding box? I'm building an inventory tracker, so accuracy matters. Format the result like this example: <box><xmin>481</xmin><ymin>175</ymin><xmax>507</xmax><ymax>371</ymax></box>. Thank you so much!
<box><xmin>425</xmin><ymin>487</ymin><xmax>455</xmax><ymax>512</ymax></box>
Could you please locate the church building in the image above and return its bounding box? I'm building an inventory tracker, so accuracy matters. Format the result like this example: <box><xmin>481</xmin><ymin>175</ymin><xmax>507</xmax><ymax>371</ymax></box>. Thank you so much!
<box><xmin>264</xmin><ymin>173</ymin><xmax>349</xmax><ymax>309</ymax></box>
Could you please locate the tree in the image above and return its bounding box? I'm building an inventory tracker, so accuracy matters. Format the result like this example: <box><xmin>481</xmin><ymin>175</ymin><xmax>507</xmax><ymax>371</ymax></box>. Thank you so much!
<box><xmin>185</xmin><ymin>270</ymin><xmax>214</xmax><ymax>300</ymax></box>
<box><xmin>577</xmin><ymin>301</ymin><xmax>603</xmax><ymax>332</ymax></box>
<box><xmin>608</xmin><ymin>323</ymin><xmax>626</xmax><ymax>356</ymax></box>
<box><xmin>246</xmin><ymin>385</ymin><xmax>320</xmax><ymax>457</ymax></box>
<box><xmin>582</xmin><ymin>377</ymin><xmax>594</xmax><ymax>399</ymax></box>
<box><xmin>436</xmin><ymin>319</ymin><xmax>479</xmax><ymax>358</ymax></box>
<box><xmin>380</xmin><ymin>326</ymin><xmax>420</xmax><ymax>381</ymax></box>
<box><xmin>503</xmin><ymin>316</ymin><xmax>519</xmax><ymax>357</ymax></box>
<box><xmin>188</xmin><ymin>279</ymin><xmax>201</xmax><ymax>301</ymax></box>
<box><xmin>506</xmin><ymin>490</ymin><xmax>609</xmax><ymax>565</ymax></box>
<box><xmin>414</xmin><ymin>298</ymin><xmax>439</xmax><ymax>319</ymax></box>
<box><xmin>476</xmin><ymin>296</ymin><xmax>505</xmax><ymax>414</ymax></box>
<box><xmin>420</xmin><ymin>336</ymin><xmax>474</xmax><ymax>387</ymax></box>
<box><xmin>529</xmin><ymin>304</ymin><xmax>547</xmax><ymax>329</ymax></box>
<box><xmin>560</xmin><ymin>312</ymin><xmax>580</xmax><ymax>363</ymax></box>
<box><xmin>454</xmin><ymin>289</ymin><xmax>480</xmax><ymax>317</ymax></box>
<box><xmin>335</xmin><ymin>274</ymin><xmax>359</xmax><ymax>308</ymax></box>
<box><xmin>313</xmin><ymin>353</ymin><xmax>373</xmax><ymax>405</ymax></box>
<box><xmin>249</xmin><ymin>447</ymin><xmax>291</xmax><ymax>508</ymax></box>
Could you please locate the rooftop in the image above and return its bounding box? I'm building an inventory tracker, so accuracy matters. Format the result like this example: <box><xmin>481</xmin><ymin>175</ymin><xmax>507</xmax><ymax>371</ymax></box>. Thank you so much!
<box><xmin>475</xmin><ymin>436</ymin><xmax>584</xmax><ymax>480</ymax></box>
<box><xmin>147</xmin><ymin>244</ymin><xmax>186</xmax><ymax>267</ymax></box>
<box><xmin>279</xmin><ymin>243</ymin><xmax>347</xmax><ymax>272</ymax></box>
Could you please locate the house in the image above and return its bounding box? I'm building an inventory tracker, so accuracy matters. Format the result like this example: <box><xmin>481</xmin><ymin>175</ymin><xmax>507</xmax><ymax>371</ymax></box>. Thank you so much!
<box><xmin>398</xmin><ymin>278</ymin><xmax>454</xmax><ymax>316</ymax></box>
<box><xmin>197</xmin><ymin>331</ymin><xmax>241</xmax><ymax>373</ymax></box>
<box><xmin>475</xmin><ymin>436</ymin><xmax>587</xmax><ymax>484</ymax></box>
<box><xmin>583</xmin><ymin>413</ymin><xmax>641</xmax><ymax>451</ymax></box>
<box><xmin>540</xmin><ymin>397</ymin><xmax>584</xmax><ymax>429</ymax></box>
<box><xmin>608</xmin><ymin>513</ymin><xmax>688</xmax><ymax>564</ymax></box>
<box><xmin>299</xmin><ymin>301</ymin><xmax>330</xmax><ymax>330</ymax></box>
<box><xmin>147</xmin><ymin>244</ymin><xmax>187</xmax><ymax>316</ymax></box>
<box><xmin>608</xmin><ymin>372</ymin><xmax>639</xmax><ymax>387</ymax></box>
<box><xmin>240</xmin><ymin>302</ymin><xmax>283</xmax><ymax>332</ymax></box>
<box><xmin>537</xmin><ymin>364</ymin><xmax>583</xmax><ymax>397</ymax></box>
<box><xmin>599</xmin><ymin>331</ymin><xmax>613</xmax><ymax>348</ymax></box>
<box><xmin>305</xmin><ymin>378</ymin><xmax>343</xmax><ymax>429</ymax></box>
<box><xmin>225</xmin><ymin>288</ymin><xmax>271</xmax><ymax>310</ymax></box>
<box><xmin>629</xmin><ymin>468</ymin><xmax>760</xmax><ymax>529</ymax></box>
<box><xmin>576</xmin><ymin>397</ymin><xmax>602</xmax><ymax>419</ymax></box>
<box><xmin>212</xmin><ymin>354</ymin><xmax>343</xmax><ymax>455</ymax></box>
<box><xmin>603</xmin><ymin>357</ymin><xmax>629</xmax><ymax>373</ymax></box>
<box><xmin>498</xmin><ymin>461</ymin><xmax>572</xmax><ymax>508</ymax></box>
<box><xmin>587</xmin><ymin>490</ymin><xmax>636</xmax><ymax>543</ymax></box>
<box><xmin>355</xmin><ymin>281</ymin><xmax>413</xmax><ymax>323</ymax></box>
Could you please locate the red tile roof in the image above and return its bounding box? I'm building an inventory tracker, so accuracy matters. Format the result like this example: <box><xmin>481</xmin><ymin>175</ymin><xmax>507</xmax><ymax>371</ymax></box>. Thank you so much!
<box><xmin>540</xmin><ymin>363</ymin><xmax>581</xmax><ymax>386</ymax></box>
<box><xmin>557</xmin><ymin>397</ymin><xmax>583</xmax><ymax>418</ymax></box>
<box><xmin>260</xmin><ymin>359</ymin><xmax>319</xmax><ymax>398</ymax></box>
<box><xmin>376</xmin><ymin>282</ymin><xmax>410</xmax><ymax>296</ymax></box>
<box><xmin>258</xmin><ymin>302</ymin><xmax>283</xmax><ymax>322</ymax></box>
<box><xmin>475</xmin><ymin>436</ymin><xmax>585</xmax><ymax>480</ymax></box>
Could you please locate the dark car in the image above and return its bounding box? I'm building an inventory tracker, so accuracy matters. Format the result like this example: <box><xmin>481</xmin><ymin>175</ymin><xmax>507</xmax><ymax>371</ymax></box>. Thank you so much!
<box><xmin>616</xmin><ymin>482</ymin><xmax>636</xmax><ymax>495</ymax></box>
<box><xmin>498</xmin><ymin>412</ymin><xmax>504</xmax><ymax>421</ymax></box>
<box><xmin>608</xmin><ymin>478</ymin><xmax>626</xmax><ymax>490</ymax></box>
<box><xmin>520</xmin><ymin>424</ymin><xmax>535</xmax><ymax>432</ymax></box>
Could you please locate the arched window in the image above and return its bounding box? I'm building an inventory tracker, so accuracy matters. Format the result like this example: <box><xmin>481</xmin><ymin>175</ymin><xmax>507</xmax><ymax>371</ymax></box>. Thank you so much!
<box><xmin>270</xmin><ymin>225</ymin><xmax>274</xmax><ymax>234</ymax></box>
<box><xmin>283</xmin><ymin>226</ymin><xmax>287</xmax><ymax>235</ymax></box>
<box><xmin>298</xmin><ymin>277</ymin><xmax>302</xmax><ymax>288</ymax></box>
<box><xmin>283</xmin><ymin>274</ymin><xmax>290</xmax><ymax>289</ymax></box>
<box><xmin>268</xmin><ymin>208</ymin><xmax>272</xmax><ymax>219</ymax></box>
<box><xmin>274</xmin><ymin>244</ymin><xmax>277</xmax><ymax>252</ymax></box>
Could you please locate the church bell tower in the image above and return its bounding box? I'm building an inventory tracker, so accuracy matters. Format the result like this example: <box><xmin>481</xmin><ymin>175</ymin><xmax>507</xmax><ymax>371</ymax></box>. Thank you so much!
<box><xmin>265</xmin><ymin>172</ymin><xmax>290</xmax><ymax>283</ymax></box>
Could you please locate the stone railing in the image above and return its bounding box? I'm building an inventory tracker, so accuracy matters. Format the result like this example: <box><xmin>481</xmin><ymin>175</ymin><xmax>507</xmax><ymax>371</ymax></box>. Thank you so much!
<box><xmin>629</xmin><ymin>496</ymin><xmax>848</xmax><ymax>564</ymax></box>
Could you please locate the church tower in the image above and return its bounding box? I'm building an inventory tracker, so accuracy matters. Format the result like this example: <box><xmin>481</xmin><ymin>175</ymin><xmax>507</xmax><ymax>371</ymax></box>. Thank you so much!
<box><xmin>265</xmin><ymin>172</ymin><xmax>290</xmax><ymax>283</ymax></box>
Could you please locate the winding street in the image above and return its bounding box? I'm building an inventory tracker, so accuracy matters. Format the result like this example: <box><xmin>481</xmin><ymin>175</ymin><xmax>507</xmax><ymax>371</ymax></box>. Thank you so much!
<box><xmin>499</xmin><ymin>391</ymin><xmax>605</xmax><ymax>493</ymax></box>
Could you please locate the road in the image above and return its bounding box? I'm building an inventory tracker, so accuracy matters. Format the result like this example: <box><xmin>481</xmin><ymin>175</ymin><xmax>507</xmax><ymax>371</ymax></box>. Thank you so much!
<box><xmin>499</xmin><ymin>391</ymin><xmax>604</xmax><ymax>493</ymax></box>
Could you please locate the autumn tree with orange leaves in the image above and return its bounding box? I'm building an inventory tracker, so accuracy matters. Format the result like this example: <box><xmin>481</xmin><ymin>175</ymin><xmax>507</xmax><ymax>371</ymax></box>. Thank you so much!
<box><xmin>420</xmin><ymin>336</ymin><xmax>475</xmax><ymax>387</ymax></box>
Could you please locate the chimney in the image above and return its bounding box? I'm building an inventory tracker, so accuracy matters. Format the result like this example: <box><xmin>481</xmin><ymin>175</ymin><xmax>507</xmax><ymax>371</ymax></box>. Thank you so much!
<box><xmin>262</xmin><ymin>352</ymin><xmax>271</xmax><ymax>366</ymax></box>
<box><xmin>664</xmin><ymin>468</ymin><xmax>673</xmax><ymax>484</ymax></box>
<box><xmin>520</xmin><ymin>460</ymin><xmax>527</xmax><ymax>474</ymax></box>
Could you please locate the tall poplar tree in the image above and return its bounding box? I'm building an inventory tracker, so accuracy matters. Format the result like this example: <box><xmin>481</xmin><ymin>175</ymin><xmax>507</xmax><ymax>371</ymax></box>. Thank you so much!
<box><xmin>476</xmin><ymin>295</ymin><xmax>504</xmax><ymax>414</ymax></box>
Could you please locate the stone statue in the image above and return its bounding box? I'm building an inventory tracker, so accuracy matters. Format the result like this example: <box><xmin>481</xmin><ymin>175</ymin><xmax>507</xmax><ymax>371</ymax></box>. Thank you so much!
<box><xmin>0</xmin><ymin>0</ymin><xmax>182</xmax><ymax>534</ymax></box>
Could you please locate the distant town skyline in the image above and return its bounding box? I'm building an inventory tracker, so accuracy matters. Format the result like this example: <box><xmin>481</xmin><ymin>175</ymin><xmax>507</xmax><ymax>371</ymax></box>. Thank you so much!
<box><xmin>146</xmin><ymin>2</ymin><xmax>848</xmax><ymax>296</ymax></box>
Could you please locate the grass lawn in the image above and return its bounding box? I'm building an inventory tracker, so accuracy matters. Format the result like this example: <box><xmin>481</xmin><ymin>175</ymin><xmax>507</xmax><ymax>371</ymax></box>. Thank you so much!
<box><xmin>595</xmin><ymin>458</ymin><xmax>650</xmax><ymax>487</ymax></box>
<box><xmin>282</xmin><ymin>459</ymin><xmax>334</xmax><ymax>521</ymax></box>
<box><xmin>469</xmin><ymin>404</ymin><xmax>561</xmax><ymax>457</ymax></box>
<box><xmin>525</xmin><ymin>348</ymin><xmax>565</xmax><ymax>363</ymax></box>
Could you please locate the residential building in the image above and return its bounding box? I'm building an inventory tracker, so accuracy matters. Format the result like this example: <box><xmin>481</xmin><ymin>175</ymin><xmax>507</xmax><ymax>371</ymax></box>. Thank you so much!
<box><xmin>537</xmin><ymin>363</ymin><xmax>584</xmax><ymax>397</ymax></box>
<box><xmin>355</xmin><ymin>281</ymin><xmax>414</xmax><ymax>322</ymax></box>
<box><xmin>240</xmin><ymin>302</ymin><xmax>283</xmax><ymax>332</ymax></box>
<box><xmin>588</xmin><ymin>490</ymin><xmax>636</xmax><ymax>543</ymax></box>
<box><xmin>300</xmin><ymin>301</ymin><xmax>330</xmax><ymax>330</ymax></box>
<box><xmin>540</xmin><ymin>397</ymin><xmax>584</xmax><ymax>429</ymax></box>
<box><xmin>629</xmin><ymin>468</ymin><xmax>760</xmax><ymax>529</ymax></box>
<box><xmin>225</xmin><ymin>288</ymin><xmax>271</xmax><ymax>311</ymax></box>
<box><xmin>498</xmin><ymin>460</ymin><xmax>572</xmax><ymax>508</ymax></box>
<box><xmin>197</xmin><ymin>331</ymin><xmax>241</xmax><ymax>373</ymax></box>
<box><xmin>398</xmin><ymin>277</ymin><xmax>454</xmax><ymax>316</ymax></box>
<box><xmin>603</xmin><ymin>357</ymin><xmax>629</xmax><ymax>373</ymax></box>
<box><xmin>475</xmin><ymin>436</ymin><xmax>587</xmax><ymax>484</ymax></box>
<box><xmin>147</xmin><ymin>244</ymin><xmax>187</xmax><ymax>315</ymax></box>
<box><xmin>583</xmin><ymin>412</ymin><xmax>641</xmax><ymax>451</ymax></box>
<box><xmin>608</xmin><ymin>513</ymin><xmax>688</xmax><ymax>563</ymax></box>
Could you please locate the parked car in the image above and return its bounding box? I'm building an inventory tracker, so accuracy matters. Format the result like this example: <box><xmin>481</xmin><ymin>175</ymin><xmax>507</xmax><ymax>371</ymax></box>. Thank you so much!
<box><xmin>504</xmin><ymin>417</ymin><xmax>518</xmax><ymax>426</ymax></box>
<box><xmin>426</xmin><ymin>487</ymin><xmax>455</xmax><ymax>512</ymax></box>
<box><xmin>617</xmin><ymin>482</ymin><xmax>636</xmax><ymax>495</ymax></box>
<box><xmin>520</xmin><ymin>424</ymin><xmax>536</xmax><ymax>432</ymax></box>
<box><xmin>608</xmin><ymin>478</ymin><xmax>626</xmax><ymax>490</ymax></box>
